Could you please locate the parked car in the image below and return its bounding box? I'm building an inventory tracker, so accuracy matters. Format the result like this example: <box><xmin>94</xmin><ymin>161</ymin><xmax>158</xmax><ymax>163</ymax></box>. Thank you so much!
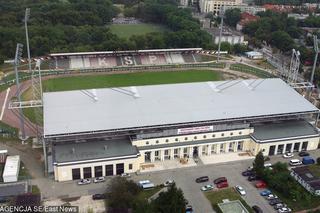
<box><xmin>242</xmin><ymin>170</ymin><xmax>255</xmax><ymax>176</ymax></box>
<box><xmin>92</xmin><ymin>194</ymin><xmax>106</xmax><ymax>200</ymax></box>
<box><xmin>214</xmin><ymin>177</ymin><xmax>227</xmax><ymax>184</ymax></box>
<box><xmin>217</xmin><ymin>181</ymin><xmax>229</xmax><ymax>188</ymax></box>
<box><xmin>264</xmin><ymin>163</ymin><xmax>272</xmax><ymax>168</ymax></box>
<box><xmin>235</xmin><ymin>185</ymin><xmax>246</xmax><ymax>196</ymax></box>
<box><xmin>289</xmin><ymin>159</ymin><xmax>302</xmax><ymax>166</ymax></box>
<box><xmin>164</xmin><ymin>179</ymin><xmax>174</xmax><ymax>186</ymax></box>
<box><xmin>255</xmin><ymin>181</ymin><xmax>267</xmax><ymax>189</ymax></box>
<box><xmin>185</xmin><ymin>205</ymin><xmax>193</xmax><ymax>213</ymax></box>
<box><xmin>94</xmin><ymin>177</ymin><xmax>105</xmax><ymax>183</ymax></box>
<box><xmin>120</xmin><ymin>173</ymin><xmax>131</xmax><ymax>177</ymax></box>
<box><xmin>274</xmin><ymin>203</ymin><xmax>287</xmax><ymax>210</ymax></box>
<box><xmin>302</xmin><ymin>156</ymin><xmax>315</xmax><ymax>165</ymax></box>
<box><xmin>201</xmin><ymin>184</ymin><xmax>214</xmax><ymax>191</ymax></box>
<box><xmin>196</xmin><ymin>176</ymin><xmax>209</xmax><ymax>183</ymax></box>
<box><xmin>248</xmin><ymin>175</ymin><xmax>259</xmax><ymax>181</ymax></box>
<box><xmin>278</xmin><ymin>207</ymin><xmax>292</xmax><ymax>213</ymax></box>
<box><xmin>266</xmin><ymin>194</ymin><xmax>278</xmax><ymax>200</ymax></box>
<box><xmin>252</xmin><ymin>205</ymin><xmax>263</xmax><ymax>213</ymax></box>
<box><xmin>283</xmin><ymin>153</ymin><xmax>294</xmax><ymax>158</ymax></box>
<box><xmin>298</xmin><ymin>151</ymin><xmax>310</xmax><ymax>157</ymax></box>
<box><xmin>269</xmin><ymin>199</ymin><xmax>282</xmax><ymax>205</ymax></box>
<box><xmin>260</xmin><ymin>189</ymin><xmax>272</xmax><ymax>196</ymax></box>
<box><xmin>78</xmin><ymin>178</ymin><xmax>91</xmax><ymax>185</ymax></box>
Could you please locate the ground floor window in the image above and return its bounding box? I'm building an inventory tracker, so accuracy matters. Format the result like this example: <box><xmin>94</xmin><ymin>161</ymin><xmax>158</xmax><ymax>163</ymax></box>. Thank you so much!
<box><xmin>293</xmin><ymin>142</ymin><xmax>300</xmax><ymax>152</ymax></box>
<box><xmin>116</xmin><ymin>163</ymin><xmax>124</xmax><ymax>175</ymax></box>
<box><xmin>145</xmin><ymin>152</ymin><xmax>151</xmax><ymax>162</ymax></box>
<box><xmin>83</xmin><ymin>167</ymin><xmax>92</xmax><ymax>179</ymax></box>
<box><xmin>72</xmin><ymin>168</ymin><xmax>80</xmax><ymax>180</ymax></box>
<box><xmin>269</xmin><ymin>145</ymin><xmax>276</xmax><ymax>156</ymax></box>
<box><xmin>302</xmin><ymin>141</ymin><xmax>308</xmax><ymax>151</ymax></box>
<box><xmin>106</xmin><ymin>165</ymin><xmax>113</xmax><ymax>176</ymax></box>
<box><xmin>277</xmin><ymin>144</ymin><xmax>284</xmax><ymax>154</ymax></box>
<box><xmin>285</xmin><ymin>143</ymin><xmax>292</xmax><ymax>153</ymax></box>
<box><xmin>94</xmin><ymin>166</ymin><xmax>103</xmax><ymax>177</ymax></box>
<box><xmin>237</xmin><ymin>141</ymin><xmax>243</xmax><ymax>151</ymax></box>
<box><xmin>129</xmin><ymin>164</ymin><xmax>133</xmax><ymax>170</ymax></box>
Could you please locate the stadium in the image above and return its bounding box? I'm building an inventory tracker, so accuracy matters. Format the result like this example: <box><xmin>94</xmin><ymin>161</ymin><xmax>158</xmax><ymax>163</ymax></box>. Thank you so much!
<box><xmin>42</xmin><ymin>76</ymin><xmax>320</xmax><ymax>182</ymax></box>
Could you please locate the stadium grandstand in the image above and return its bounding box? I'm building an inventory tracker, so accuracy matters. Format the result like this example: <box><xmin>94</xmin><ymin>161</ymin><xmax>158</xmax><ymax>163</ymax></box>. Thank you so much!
<box><xmin>43</xmin><ymin>78</ymin><xmax>320</xmax><ymax>181</ymax></box>
<box><xmin>47</xmin><ymin>48</ymin><xmax>226</xmax><ymax>70</ymax></box>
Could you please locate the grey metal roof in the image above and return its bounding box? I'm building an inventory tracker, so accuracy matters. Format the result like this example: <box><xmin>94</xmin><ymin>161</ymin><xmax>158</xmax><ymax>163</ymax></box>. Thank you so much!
<box><xmin>53</xmin><ymin>139</ymin><xmax>138</xmax><ymax>164</ymax></box>
<box><xmin>0</xmin><ymin>181</ymin><xmax>28</xmax><ymax>197</ymax></box>
<box><xmin>43</xmin><ymin>78</ymin><xmax>319</xmax><ymax>136</ymax></box>
<box><xmin>251</xmin><ymin>120</ymin><xmax>319</xmax><ymax>142</ymax></box>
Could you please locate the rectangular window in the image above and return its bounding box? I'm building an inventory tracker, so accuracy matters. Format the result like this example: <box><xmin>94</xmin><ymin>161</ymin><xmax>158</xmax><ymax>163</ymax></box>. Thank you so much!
<box><xmin>94</xmin><ymin>166</ymin><xmax>103</xmax><ymax>177</ymax></box>
<box><xmin>83</xmin><ymin>167</ymin><xmax>92</xmax><ymax>179</ymax></box>
<box><xmin>105</xmin><ymin>165</ymin><xmax>113</xmax><ymax>176</ymax></box>
<box><xmin>116</xmin><ymin>163</ymin><xmax>124</xmax><ymax>175</ymax></box>
<box><xmin>72</xmin><ymin>168</ymin><xmax>81</xmax><ymax>180</ymax></box>
<box><xmin>129</xmin><ymin>164</ymin><xmax>133</xmax><ymax>170</ymax></box>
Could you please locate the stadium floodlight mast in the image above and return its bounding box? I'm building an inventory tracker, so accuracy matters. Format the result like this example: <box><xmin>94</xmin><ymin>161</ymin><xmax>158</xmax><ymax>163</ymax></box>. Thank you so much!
<box><xmin>217</xmin><ymin>5</ymin><xmax>225</xmax><ymax>63</ymax></box>
<box><xmin>14</xmin><ymin>43</ymin><xmax>27</xmax><ymax>141</ymax></box>
<box><xmin>24</xmin><ymin>8</ymin><xmax>32</xmax><ymax>74</ymax></box>
<box><xmin>307</xmin><ymin>35</ymin><xmax>319</xmax><ymax>98</ymax></box>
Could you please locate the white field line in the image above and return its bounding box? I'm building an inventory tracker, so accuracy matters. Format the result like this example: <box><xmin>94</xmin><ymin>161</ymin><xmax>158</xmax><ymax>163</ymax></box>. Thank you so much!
<box><xmin>0</xmin><ymin>88</ymin><xmax>10</xmax><ymax>120</ymax></box>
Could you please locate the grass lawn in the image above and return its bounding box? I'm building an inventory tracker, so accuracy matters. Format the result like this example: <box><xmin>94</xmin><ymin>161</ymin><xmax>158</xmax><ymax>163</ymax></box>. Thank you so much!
<box><xmin>109</xmin><ymin>24</ymin><xmax>167</xmax><ymax>39</ymax></box>
<box><xmin>205</xmin><ymin>188</ymin><xmax>253</xmax><ymax>213</ymax></box>
<box><xmin>230</xmin><ymin>63</ymin><xmax>274</xmax><ymax>78</ymax></box>
<box><xmin>137</xmin><ymin>186</ymin><xmax>164</xmax><ymax>201</ymax></box>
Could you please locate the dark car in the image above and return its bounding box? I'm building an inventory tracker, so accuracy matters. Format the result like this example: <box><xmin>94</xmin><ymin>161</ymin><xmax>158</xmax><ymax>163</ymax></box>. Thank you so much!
<box><xmin>269</xmin><ymin>199</ymin><xmax>282</xmax><ymax>206</ymax></box>
<box><xmin>92</xmin><ymin>194</ymin><xmax>106</xmax><ymax>200</ymax></box>
<box><xmin>214</xmin><ymin>177</ymin><xmax>227</xmax><ymax>184</ymax></box>
<box><xmin>298</xmin><ymin>151</ymin><xmax>310</xmax><ymax>157</ymax></box>
<box><xmin>195</xmin><ymin>176</ymin><xmax>209</xmax><ymax>183</ymax></box>
<box><xmin>248</xmin><ymin>175</ymin><xmax>259</xmax><ymax>181</ymax></box>
<box><xmin>252</xmin><ymin>205</ymin><xmax>263</xmax><ymax>213</ymax></box>
<box><xmin>242</xmin><ymin>170</ymin><xmax>254</xmax><ymax>176</ymax></box>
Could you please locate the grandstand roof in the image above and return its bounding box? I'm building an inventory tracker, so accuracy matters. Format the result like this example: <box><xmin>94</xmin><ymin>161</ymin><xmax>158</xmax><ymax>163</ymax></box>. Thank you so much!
<box><xmin>43</xmin><ymin>78</ymin><xmax>319</xmax><ymax>137</ymax></box>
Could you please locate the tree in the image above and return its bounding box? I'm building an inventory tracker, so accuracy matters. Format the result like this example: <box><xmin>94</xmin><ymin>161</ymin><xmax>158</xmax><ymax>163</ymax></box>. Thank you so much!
<box><xmin>152</xmin><ymin>184</ymin><xmax>186</xmax><ymax>213</ymax></box>
<box><xmin>317</xmin><ymin>157</ymin><xmax>320</xmax><ymax>165</ymax></box>
<box><xmin>270</xmin><ymin>31</ymin><xmax>294</xmax><ymax>52</ymax></box>
<box><xmin>224</xmin><ymin>9</ymin><xmax>241</xmax><ymax>27</ymax></box>
<box><xmin>233</xmin><ymin>44</ymin><xmax>248</xmax><ymax>54</ymax></box>
<box><xmin>253</xmin><ymin>151</ymin><xmax>265</xmax><ymax>177</ymax></box>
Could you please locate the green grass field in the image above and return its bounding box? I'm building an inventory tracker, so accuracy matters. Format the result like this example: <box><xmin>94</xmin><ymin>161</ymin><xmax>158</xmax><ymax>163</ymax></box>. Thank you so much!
<box><xmin>205</xmin><ymin>188</ymin><xmax>253</xmax><ymax>213</ymax></box>
<box><xmin>109</xmin><ymin>24</ymin><xmax>167</xmax><ymax>39</ymax></box>
<box><xmin>22</xmin><ymin>70</ymin><xmax>222</xmax><ymax>124</ymax></box>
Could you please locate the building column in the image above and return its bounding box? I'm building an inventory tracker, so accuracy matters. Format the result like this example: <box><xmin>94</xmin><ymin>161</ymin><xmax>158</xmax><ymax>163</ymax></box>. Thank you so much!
<box><xmin>92</xmin><ymin>167</ymin><xmax>95</xmax><ymax>178</ymax></box>
<box><xmin>225</xmin><ymin>143</ymin><xmax>229</xmax><ymax>153</ymax></box>
<box><xmin>298</xmin><ymin>143</ymin><xmax>302</xmax><ymax>152</ymax></box>
<box><xmin>216</xmin><ymin>144</ymin><xmax>221</xmax><ymax>154</ymax></box>
<box><xmin>160</xmin><ymin>150</ymin><xmax>165</xmax><ymax>161</ymax></box>
<box><xmin>102</xmin><ymin>165</ymin><xmax>106</xmax><ymax>177</ymax></box>
<box><xmin>290</xmin><ymin>145</ymin><xmax>294</xmax><ymax>153</ymax></box>
<box><xmin>274</xmin><ymin>145</ymin><xmax>278</xmax><ymax>155</ymax></box>
<box><xmin>170</xmin><ymin>148</ymin><xmax>174</xmax><ymax>160</ymax></box>
<box><xmin>198</xmin><ymin>146</ymin><xmax>202</xmax><ymax>157</ymax></box>
<box><xmin>207</xmin><ymin>145</ymin><xmax>212</xmax><ymax>156</ymax></box>
<box><xmin>189</xmin><ymin>147</ymin><xmax>193</xmax><ymax>158</ymax></box>
<box><xmin>80</xmin><ymin>167</ymin><xmax>84</xmax><ymax>179</ymax></box>
<box><xmin>234</xmin><ymin>142</ymin><xmax>238</xmax><ymax>152</ymax></box>
<box><xmin>150</xmin><ymin>151</ymin><xmax>155</xmax><ymax>162</ymax></box>
<box><xmin>179</xmin><ymin>148</ymin><xmax>184</xmax><ymax>158</ymax></box>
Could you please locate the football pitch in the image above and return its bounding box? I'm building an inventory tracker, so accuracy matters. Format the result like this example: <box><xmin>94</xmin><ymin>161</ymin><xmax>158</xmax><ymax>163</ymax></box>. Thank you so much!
<box><xmin>23</xmin><ymin>70</ymin><xmax>222</xmax><ymax>125</ymax></box>
<box><xmin>109</xmin><ymin>24</ymin><xmax>167</xmax><ymax>39</ymax></box>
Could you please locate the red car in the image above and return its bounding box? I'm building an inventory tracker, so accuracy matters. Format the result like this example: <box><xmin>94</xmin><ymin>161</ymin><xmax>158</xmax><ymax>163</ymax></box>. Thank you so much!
<box><xmin>217</xmin><ymin>181</ymin><xmax>229</xmax><ymax>188</ymax></box>
<box><xmin>255</xmin><ymin>181</ymin><xmax>267</xmax><ymax>188</ymax></box>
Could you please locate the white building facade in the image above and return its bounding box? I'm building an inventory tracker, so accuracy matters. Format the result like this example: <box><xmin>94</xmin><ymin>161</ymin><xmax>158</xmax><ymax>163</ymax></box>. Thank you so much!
<box><xmin>44</xmin><ymin>79</ymin><xmax>320</xmax><ymax>182</ymax></box>
<box><xmin>199</xmin><ymin>0</ymin><xmax>242</xmax><ymax>15</ymax></box>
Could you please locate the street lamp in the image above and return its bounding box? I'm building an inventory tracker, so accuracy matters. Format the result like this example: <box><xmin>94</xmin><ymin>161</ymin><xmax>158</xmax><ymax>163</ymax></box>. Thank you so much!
<box><xmin>14</xmin><ymin>43</ymin><xmax>27</xmax><ymax>141</ymax></box>
<box><xmin>24</xmin><ymin>8</ymin><xmax>32</xmax><ymax>74</ymax></box>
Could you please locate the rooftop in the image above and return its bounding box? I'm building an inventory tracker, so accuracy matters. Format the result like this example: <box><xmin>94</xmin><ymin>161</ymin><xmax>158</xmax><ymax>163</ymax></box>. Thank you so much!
<box><xmin>218</xmin><ymin>200</ymin><xmax>249</xmax><ymax>213</ymax></box>
<box><xmin>43</xmin><ymin>78</ymin><xmax>319</xmax><ymax>137</ymax></box>
<box><xmin>53</xmin><ymin>138</ymin><xmax>138</xmax><ymax>164</ymax></box>
<box><xmin>251</xmin><ymin>120</ymin><xmax>319</xmax><ymax>142</ymax></box>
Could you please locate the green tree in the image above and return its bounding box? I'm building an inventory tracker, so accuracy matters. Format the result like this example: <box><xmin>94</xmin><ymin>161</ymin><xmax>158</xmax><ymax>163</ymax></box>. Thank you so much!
<box><xmin>224</xmin><ymin>9</ymin><xmax>241</xmax><ymax>27</ymax></box>
<box><xmin>270</xmin><ymin>31</ymin><xmax>294</xmax><ymax>52</ymax></box>
<box><xmin>152</xmin><ymin>184</ymin><xmax>186</xmax><ymax>213</ymax></box>
<box><xmin>253</xmin><ymin>151</ymin><xmax>265</xmax><ymax>177</ymax></box>
<box><xmin>317</xmin><ymin>157</ymin><xmax>320</xmax><ymax>165</ymax></box>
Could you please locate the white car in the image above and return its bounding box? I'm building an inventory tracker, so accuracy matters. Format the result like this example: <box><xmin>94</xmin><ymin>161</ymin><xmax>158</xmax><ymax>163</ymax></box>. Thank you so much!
<box><xmin>283</xmin><ymin>153</ymin><xmax>294</xmax><ymax>158</ymax></box>
<box><xmin>264</xmin><ymin>163</ymin><xmax>272</xmax><ymax>168</ymax></box>
<box><xmin>94</xmin><ymin>177</ymin><xmax>105</xmax><ymax>183</ymax></box>
<box><xmin>121</xmin><ymin>173</ymin><xmax>131</xmax><ymax>177</ymax></box>
<box><xmin>266</xmin><ymin>194</ymin><xmax>278</xmax><ymax>200</ymax></box>
<box><xmin>78</xmin><ymin>178</ymin><xmax>91</xmax><ymax>185</ymax></box>
<box><xmin>201</xmin><ymin>184</ymin><xmax>214</xmax><ymax>191</ymax></box>
<box><xmin>235</xmin><ymin>185</ymin><xmax>246</xmax><ymax>196</ymax></box>
<box><xmin>164</xmin><ymin>179</ymin><xmax>174</xmax><ymax>186</ymax></box>
<box><xmin>278</xmin><ymin>207</ymin><xmax>292</xmax><ymax>213</ymax></box>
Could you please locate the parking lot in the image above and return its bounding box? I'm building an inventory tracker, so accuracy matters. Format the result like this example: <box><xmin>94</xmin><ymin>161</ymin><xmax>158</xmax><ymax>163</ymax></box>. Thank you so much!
<box><xmin>131</xmin><ymin>159</ymin><xmax>276</xmax><ymax>213</ymax></box>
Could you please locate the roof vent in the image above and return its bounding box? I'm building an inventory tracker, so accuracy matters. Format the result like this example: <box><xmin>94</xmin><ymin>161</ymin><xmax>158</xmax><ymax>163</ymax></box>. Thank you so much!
<box><xmin>104</xmin><ymin>145</ymin><xmax>108</xmax><ymax>151</ymax></box>
<box><xmin>71</xmin><ymin>148</ymin><xmax>75</xmax><ymax>154</ymax></box>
